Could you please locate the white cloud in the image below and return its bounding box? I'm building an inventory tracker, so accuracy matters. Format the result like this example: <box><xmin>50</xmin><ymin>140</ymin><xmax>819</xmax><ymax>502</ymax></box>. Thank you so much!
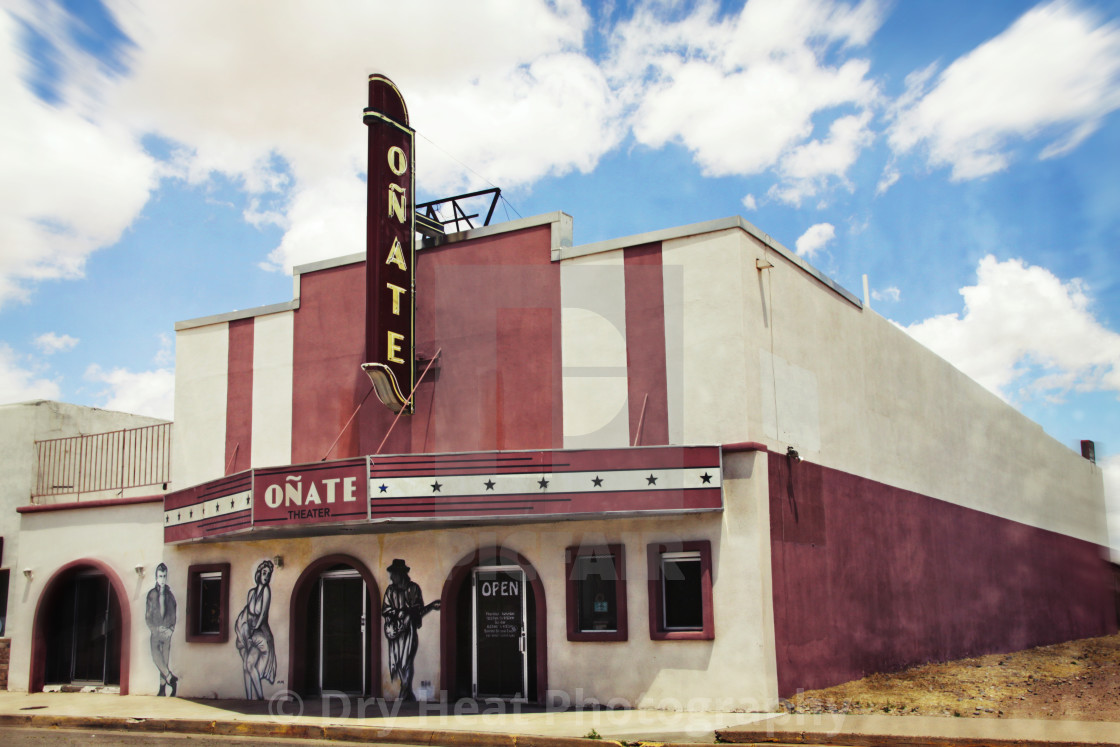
<box><xmin>0</xmin><ymin>343</ymin><xmax>60</xmax><ymax>402</ymax></box>
<box><xmin>0</xmin><ymin>8</ymin><xmax>157</xmax><ymax>307</ymax></box>
<box><xmin>770</xmin><ymin>111</ymin><xmax>874</xmax><ymax>205</ymax></box>
<box><xmin>889</xmin><ymin>2</ymin><xmax>1120</xmax><ymax>179</ymax></box>
<box><xmin>5</xmin><ymin>0</ymin><xmax>890</xmax><ymax>287</ymax></box>
<box><xmin>412</xmin><ymin>52</ymin><xmax>624</xmax><ymax>195</ymax></box>
<box><xmin>742</xmin><ymin>194</ymin><xmax>757</xmax><ymax>211</ymax></box>
<box><xmin>903</xmin><ymin>255</ymin><xmax>1120</xmax><ymax>403</ymax></box>
<box><xmin>259</xmin><ymin>176</ymin><xmax>364</xmax><ymax>272</ymax></box>
<box><xmin>871</xmin><ymin>286</ymin><xmax>900</xmax><ymax>303</ymax></box>
<box><xmin>875</xmin><ymin>166</ymin><xmax>899</xmax><ymax>195</ymax></box>
<box><xmin>97</xmin><ymin>0</ymin><xmax>619</xmax><ymax>273</ymax></box>
<box><xmin>34</xmin><ymin>332</ymin><xmax>79</xmax><ymax>354</ymax></box>
<box><xmin>614</xmin><ymin>0</ymin><xmax>883</xmax><ymax>179</ymax></box>
<box><xmin>85</xmin><ymin>363</ymin><xmax>173</xmax><ymax>420</ymax></box>
<box><xmin>153</xmin><ymin>333</ymin><xmax>174</xmax><ymax>367</ymax></box>
<box><xmin>795</xmin><ymin>222</ymin><xmax>836</xmax><ymax>259</ymax></box>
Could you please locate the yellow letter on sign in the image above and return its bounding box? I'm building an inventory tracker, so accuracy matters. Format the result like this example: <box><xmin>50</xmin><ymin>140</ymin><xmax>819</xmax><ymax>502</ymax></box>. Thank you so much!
<box><xmin>384</xmin><ymin>237</ymin><xmax>408</xmax><ymax>270</ymax></box>
<box><xmin>387</xmin><ymin>146</ymin><xmax>408</xmax><ymax>175</ymax></box>
<box><xmin>388</xmin><ymin>183</ymin><xmax>407</xmax><ymax>223</ymax></box>
<box><xmin>386</xmin><ymin>283</ymin><xmax>407</xmax><ymax>315</ymax></box>
<box><xmin>387</xmin><ymin>331</ymin><xmax>405</xmax><ymax>364</ymax></box>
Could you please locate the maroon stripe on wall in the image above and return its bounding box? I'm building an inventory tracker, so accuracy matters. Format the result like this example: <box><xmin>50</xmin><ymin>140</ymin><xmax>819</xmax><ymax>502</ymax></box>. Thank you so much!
<box><xmin>497</xmin><ymin>307</ymin><xmax>555</xmax><ymax>450</ymax></box>
<box><xmin>225</xmin><ymin>318</ymin><xmax>254</xmax><ymax>474</ymax></box>
<box><xmin>768</xmin><ymin>452</ymin><xmax>1117</xmax><ymax>697</ymax></box>
<box><xmin>623</xmin><ymin>243</ymin><xmax>668</xmax><ymax>446</ymax></box>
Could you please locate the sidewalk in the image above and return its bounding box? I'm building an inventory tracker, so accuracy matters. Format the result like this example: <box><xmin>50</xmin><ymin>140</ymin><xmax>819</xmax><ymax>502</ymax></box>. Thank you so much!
<box><xmin>0</xmin><ymin>690</ymin><xmax>773</xmax><ymax>745</ymax></box>
<box><xmin>716</xmin><ymin>712</ymin><xmax>1120</xmax><ymax>746</ymax></box>
<box><xmin>2</xmin><ymin>691</ymin><xmax>1118</xmax><ymax>746</ymax></box>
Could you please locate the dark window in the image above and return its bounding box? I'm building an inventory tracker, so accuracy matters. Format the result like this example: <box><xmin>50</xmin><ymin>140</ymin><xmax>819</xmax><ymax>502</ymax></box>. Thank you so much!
<box><xmin>565</xmin><ymin>544</ymin><xmax>627</xmax><ymax>642</ymax></box>
<box><xmin>577</xmin><ymin>555</ymin><xmax>617</xmax><ymax>631</ymax></box>
<box><xmin>197</xmin><ymin>572</ymin><xmax>223</xmax><ymax>635</ymax></box>
<box><xmin>186</xmin><ymin>563</ymin><xmax>229</xmax><ymax>643</ymax></box>
<box><xmin>661</xmin><ymin>552</ymin><xmax>703</xmax><ymax>630</ymax></box>
<box><xmin>647</xmin><ymin>540</ymin><xmax>714</xmax><ymax>640</ymax></box>
<box><xmin>0</xmin><ymin>568</ymin><xmax>9</xmax><ymax>636</ymax></box>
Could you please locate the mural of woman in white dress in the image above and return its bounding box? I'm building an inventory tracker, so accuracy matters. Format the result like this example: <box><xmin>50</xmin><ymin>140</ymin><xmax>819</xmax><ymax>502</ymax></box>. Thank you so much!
<box><xmin>235</xmin><ymin>559</ymin><xmax>276</xmax><ymax>699</ymax></box>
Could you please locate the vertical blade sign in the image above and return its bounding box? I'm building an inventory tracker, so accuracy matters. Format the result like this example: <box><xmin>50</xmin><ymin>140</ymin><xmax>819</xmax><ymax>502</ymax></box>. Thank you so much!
<box><xmin>362</xmin><ymin>75</ymin><xmax>415</xmax><ymax>414</ymax></box>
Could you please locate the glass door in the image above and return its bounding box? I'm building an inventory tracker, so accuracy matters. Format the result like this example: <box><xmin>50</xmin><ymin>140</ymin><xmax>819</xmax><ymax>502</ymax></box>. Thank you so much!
<box><xmin>472</xmin><ymin>566</ymin><xmax>527</xmax><ymax>700</ymax></box>
<box><xmin>318</xmin><ymin>569</ymin><xmax>367</xmax><ymax>695</ymax></box>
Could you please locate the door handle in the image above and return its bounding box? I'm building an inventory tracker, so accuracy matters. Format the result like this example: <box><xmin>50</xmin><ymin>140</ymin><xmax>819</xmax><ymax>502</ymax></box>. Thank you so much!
<box><xmin>518</xmin><ymin>634</ymin><xmax>525</xmax><ymax>653</ymax></box>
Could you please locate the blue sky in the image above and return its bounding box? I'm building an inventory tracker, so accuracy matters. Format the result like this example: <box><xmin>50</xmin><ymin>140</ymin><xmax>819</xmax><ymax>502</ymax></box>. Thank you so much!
<box><xmin>1</xmin><ymin>0</ymin><xmax>1118</xmax><ymax>552</ymax></box>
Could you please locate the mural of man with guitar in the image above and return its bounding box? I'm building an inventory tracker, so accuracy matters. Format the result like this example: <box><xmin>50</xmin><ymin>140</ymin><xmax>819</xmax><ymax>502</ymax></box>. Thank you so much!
<box><xmin>382</xmin><ymin>558</ymin><xmax>439</xmax><ymax>701</ymax></box>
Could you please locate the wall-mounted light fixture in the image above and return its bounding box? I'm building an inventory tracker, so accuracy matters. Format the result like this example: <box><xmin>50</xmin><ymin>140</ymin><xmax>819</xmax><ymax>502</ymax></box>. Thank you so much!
<box><xmin>273</xmin><ymin>555</ymin><xmax>284</xmax><ymax>569</ymax></box>
<box><xmin>135</xmin><ymin>565</ymin><xmax>145</xmax><ymax>576</ymax></box>
<box><xmin>22</xmin><ymin>568</ymin><xmax>33</xmax><ymax>580</ymax></box>
<box><xmin>756</xmin><ymin>258</ymin><xmax>774</xmax><ymax>271</ymax></box>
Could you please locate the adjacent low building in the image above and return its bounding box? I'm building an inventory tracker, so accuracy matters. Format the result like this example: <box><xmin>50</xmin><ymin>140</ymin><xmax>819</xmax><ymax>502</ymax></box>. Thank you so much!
<box><xmin>0</xmin><ymin>400</ymin><xmax>170</xmax><ymax>693</ymax></box>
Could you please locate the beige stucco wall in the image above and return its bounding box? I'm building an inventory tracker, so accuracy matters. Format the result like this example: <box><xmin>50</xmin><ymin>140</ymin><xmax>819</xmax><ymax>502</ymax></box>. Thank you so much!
<box><xmin>659</xmin><ymin>228</ymin><xmax>1105</xmax><ymax>545</ymax></box>
<box><xmin>251</xmin><ymin>311</ymin><xmax>294</xmax><ymax>468</ymax></box>
<box><xmin>8</xmin><ymin>501</ymin><xmax>165</xmax><ymax>693</ymax></box>
<box><xmin>164</xmin><ymin>449</ymin><xmax>777</xmax><ymax>709</ymax></box>
<box><xmin>560</xmin><ymin>250</ymin><xmax>629</xmax><ymax>450</ymax></box>
<box><xmin>172</xmin><ymin>324</ymin><xmax>228</xmax><ymax>488</ymax></box>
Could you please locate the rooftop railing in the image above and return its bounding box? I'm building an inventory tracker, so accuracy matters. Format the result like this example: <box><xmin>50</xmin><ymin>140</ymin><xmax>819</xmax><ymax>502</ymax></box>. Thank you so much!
<box><xmin>33</xmin><ymin>422</ymin><xmax>171</xmax><ymax>502</ymax></box>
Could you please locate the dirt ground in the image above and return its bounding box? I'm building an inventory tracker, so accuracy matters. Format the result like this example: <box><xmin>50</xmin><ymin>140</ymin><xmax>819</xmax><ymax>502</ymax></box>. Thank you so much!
<box><xmin>783</xmin><ymin>633</ymin><xmax>1120</xmax><ymax>721</ymax></box>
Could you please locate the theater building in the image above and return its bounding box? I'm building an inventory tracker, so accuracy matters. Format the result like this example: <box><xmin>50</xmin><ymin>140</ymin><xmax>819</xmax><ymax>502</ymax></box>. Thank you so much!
<box><xmin>4</xmin><ymin>76</ymin><xmax>1114</xmax><ymax>707</ymax></box>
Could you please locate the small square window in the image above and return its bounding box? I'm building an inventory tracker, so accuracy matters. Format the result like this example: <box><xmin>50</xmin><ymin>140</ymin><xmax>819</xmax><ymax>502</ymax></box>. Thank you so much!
<box><xmin>565</xmin><ymin>544</ymin><xmax>627</xmax><ymax>642</ymax></box>
<box><xmin>647</xmin><ymin>540</ymin><xmax>713</xmax><ymax>640</ymax></box>
<box><xmin>186</xmin><ymin>563</ymin><xmax>230</xmax><ymax>643</ymax></box>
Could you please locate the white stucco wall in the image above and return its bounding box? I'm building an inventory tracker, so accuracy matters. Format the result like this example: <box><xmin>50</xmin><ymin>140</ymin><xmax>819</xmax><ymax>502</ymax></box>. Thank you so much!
<box><xmin>8</xmin><ymin>501</ymin><xmax>166</xmax><ymax>693</ymax></box>
<box><xmin>0</xmin><ymin>401</ymin><xmax>169</xmax><ymax>643</ymax></box>
<box><xmin>662</xmin><ymin>228</ymin><xmax>1105</xmax><ymax>545</ymax></box>
<box><xmin>560</xmin><ymin>251</ymin><xmax>630</xmax><ymax>450</ymax></box>
<box><xmin>251</xmin><ymin>311</ymin><xmax>294</xmax><ymax>468</ymax></box>
<box><xmin>172</xmin><ymin>324</ymin><xmax>228</xmax><ymax>488</ymax></box>
<box><xmin>661</xmin><ymin>231</ymin><xmax>752</xmax><ymax>447</ymax></box>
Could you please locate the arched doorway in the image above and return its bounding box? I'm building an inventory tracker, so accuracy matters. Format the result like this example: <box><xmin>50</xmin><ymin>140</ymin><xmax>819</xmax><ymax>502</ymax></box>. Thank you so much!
<box><xmin>288</xmin><ymin>554</ymin><xmax>380</xmax><ymax>697</ymax></box>
<box><xmin>439</xmin><ymin>547</ymin><xmax>548</xmax><ymax>703</ymax></box>
<box><xmin>30</xmin><ymin>560</ymin><xmax>131</xmax><ymax>694</ymax></box>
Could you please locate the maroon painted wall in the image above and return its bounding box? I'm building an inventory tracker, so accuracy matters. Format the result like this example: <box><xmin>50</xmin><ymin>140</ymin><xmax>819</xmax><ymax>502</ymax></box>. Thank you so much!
<box><xmin>225</xmin><ymin>318</ymin><xmax>254</xmax><ymax>473</ymax></box>
<box><xmin>769</xmin><ymin>451</ymin><xmax>1117</xmax><ymax>697</ymax></box>
<box><xmin>291</xmin><ymin>263</ymin><xmax>368</xmax><ymax>463</ymax></box>
<box><xmin>623</xmin><ymin>243</ymin><xmax>668</xmax><ymax>446</ymax></box>
<box><xmin>399</xmin><ymin>223</ymin><xmax>561</xmax><ymax>453</ymax></box>
<box><xmin>289</xmin><ymin>224</ymin><xmax>563</xmax><ymax>462</ymax></box>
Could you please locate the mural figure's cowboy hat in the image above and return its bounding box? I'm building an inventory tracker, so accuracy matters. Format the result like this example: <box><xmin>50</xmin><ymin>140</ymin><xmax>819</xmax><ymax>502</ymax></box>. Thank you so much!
<box><xmin>386</xmin><ymin>558</ymin><xmax>410</xmax><ymax>575</ymax></box>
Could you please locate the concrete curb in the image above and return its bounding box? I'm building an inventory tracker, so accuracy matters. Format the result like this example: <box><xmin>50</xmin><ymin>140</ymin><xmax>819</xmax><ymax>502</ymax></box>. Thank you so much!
<box><xmin>714</xmin><ymin>724</ymin><xmax>1120</xmax><ymax>747</ymax></box>
<box><xmin>0</xmin><ymin>712</ymin><xmax>709</xmax><ymax>746</ymax></box>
